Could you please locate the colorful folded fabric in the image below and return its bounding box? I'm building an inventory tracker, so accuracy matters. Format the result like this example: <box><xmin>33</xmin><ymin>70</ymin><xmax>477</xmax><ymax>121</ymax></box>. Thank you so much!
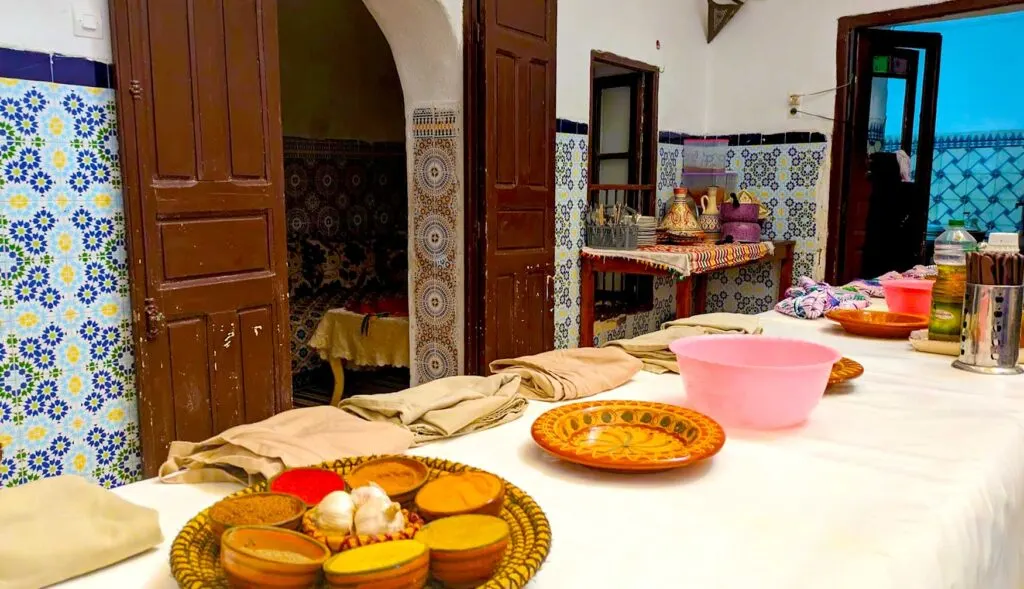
<box><xmin>775</xmin><ymin>277</ymin><xmax>870</xmax><ymax>319</ymax></box>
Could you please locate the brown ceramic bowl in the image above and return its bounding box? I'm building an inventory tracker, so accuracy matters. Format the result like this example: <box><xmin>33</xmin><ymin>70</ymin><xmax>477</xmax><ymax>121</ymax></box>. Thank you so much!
<box><xmin>344</xmin><ymin>456</ymin><xmax>430</xmax><ymax>505</ymax></box>
<box><xmin>322</xmin><ymin>539</ymin><xmax>430</xmax><ymax>589</ymax></box>
<box><xmin>413</xmin><ymin>471</ymin><xmax>505</xmax><ymax>522</ymax></box>
<box><xmin>414</xmin><ymin>514</ymin><xmax>510</xmax><ymax>588</ymax></box>
<box><xmin>220</xmin><ymin>525</ymin><xmax>330</xmax><ymax>589</ymax></box>
<box><xmin>825</xmin><ymin>309</ymin><xmax>928</xmax><ymax>339</ymax></box>
<box><xmin>209</xmin><ymin>492</ymin><xmax>306</xmax><ymax>539</ymax></box>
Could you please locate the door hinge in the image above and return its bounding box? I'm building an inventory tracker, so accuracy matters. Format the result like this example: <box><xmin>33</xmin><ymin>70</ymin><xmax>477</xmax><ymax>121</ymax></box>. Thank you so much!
<box><xmin>143</xmin><ymin>297</ymin><xmax>165</xmax><ymax>340</ymax></box>
<box><xmin>474</xmin><ymin>21</ymin><xmax>482</xmax><ymax>44</ymax></box>
<box><xmin>128</xmin><ymin>80</ymin><xmax>142</xmax><ymax>100</ymax></box>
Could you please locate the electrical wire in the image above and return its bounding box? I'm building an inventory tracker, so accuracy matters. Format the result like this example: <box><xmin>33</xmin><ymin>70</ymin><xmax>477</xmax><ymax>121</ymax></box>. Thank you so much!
<box><xmin>794</xmin><ymin>76</ymin><xmax>856</xmax><ymax>98</ymax></box>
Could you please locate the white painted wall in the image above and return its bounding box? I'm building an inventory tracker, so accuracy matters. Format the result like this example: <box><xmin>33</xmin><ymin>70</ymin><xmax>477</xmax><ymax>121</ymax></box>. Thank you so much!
<box><xmin>705</xmin><ymin>0</ymin><xmax>947</xmax><ymax>134</ymax></box>
<box><xmin>0</xmin><ymin>0</ymin><xmax>112</xmax><ymax>62</ymax></box>
<box><xmin>557</xmin><ymin>0</ymin><xmax>708</xmax><ymax>131</ymax></box>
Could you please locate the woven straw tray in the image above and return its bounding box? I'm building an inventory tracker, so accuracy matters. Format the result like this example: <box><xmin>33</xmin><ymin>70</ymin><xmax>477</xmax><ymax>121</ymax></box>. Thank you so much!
<box><xmin>170</xmin><ymin>456</ymin><xmax>551</xmax><ymax>589</ymax></box>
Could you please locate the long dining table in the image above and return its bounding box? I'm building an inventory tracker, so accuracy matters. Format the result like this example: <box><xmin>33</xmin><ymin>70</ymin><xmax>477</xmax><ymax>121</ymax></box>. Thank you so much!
<box><xmin>59</xmin><ymin>308</ymin><xmax>1024</xmax><ymax>589</ymax></box>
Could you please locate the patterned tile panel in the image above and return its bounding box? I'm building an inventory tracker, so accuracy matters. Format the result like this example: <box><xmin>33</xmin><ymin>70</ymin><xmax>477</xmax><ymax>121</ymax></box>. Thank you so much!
<box><xmin>553</xmin><ymin>133</ymin><xmax>828</xmax><ymax>346</ymax></box>
<box><xmin>884</xmin><ymin>132</ymin><xmax>1024</xmax><ymax>233</ymax></box>
<box><xmin>409</xmin><ymin>105</ymin><xmax>462</xmax><ymax>384</ymax></box>
<box><xmin>0</xmin><ymin>77</ymin><xmax>140</xmax><ymax>488</ymax></box>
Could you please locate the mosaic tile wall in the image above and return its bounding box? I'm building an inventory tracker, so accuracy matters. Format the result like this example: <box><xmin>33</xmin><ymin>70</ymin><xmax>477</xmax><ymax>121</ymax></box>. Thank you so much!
<box><xmin>409</xmin><ymin>105</ymin><xmax>462</xmax><ymax>384</ymax></box>
<box><xmin>0</xmin><ymin>77</ymin><xmax>140</xmax><ymax>488</ymax></box>
<box><xmin>883</xmin><ymin>131</ymin><xmax>1024</xmax><ymax>233</ymax></box>
<box><xmin>554</xmin><ymin>122</ymin><xmax>829</xmax><ymax>348</ymax></box>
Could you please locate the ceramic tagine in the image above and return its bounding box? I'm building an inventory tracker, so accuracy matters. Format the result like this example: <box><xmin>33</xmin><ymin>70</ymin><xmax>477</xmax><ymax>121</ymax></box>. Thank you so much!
<box><xmin>698</xmin><ymin>186</ymin><xmax>722</xmax><ymax>242</ymax></box>
<box><xmin>659</xmin><ymin>187</ymin><xmax>703</xmax><ymax>242</ymax></box>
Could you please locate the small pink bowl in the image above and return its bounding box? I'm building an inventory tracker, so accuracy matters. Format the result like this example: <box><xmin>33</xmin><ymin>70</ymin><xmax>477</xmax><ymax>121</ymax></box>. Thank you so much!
<box><xmin>669</xmin><ymin>335</ymin><xmax>841</xmax><ymax>430</ymax></box>
<box><xmin>881</xmin><ymin>279</ymin><xmax>934</xmax><ymax>317</ymax></box>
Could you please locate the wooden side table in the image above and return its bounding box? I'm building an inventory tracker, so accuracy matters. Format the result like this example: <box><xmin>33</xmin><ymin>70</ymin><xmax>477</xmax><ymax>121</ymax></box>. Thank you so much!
<box><xmin>579</xmin><ymin>240</ymin><xmax>795</xmax><ymax>346</ymax></box>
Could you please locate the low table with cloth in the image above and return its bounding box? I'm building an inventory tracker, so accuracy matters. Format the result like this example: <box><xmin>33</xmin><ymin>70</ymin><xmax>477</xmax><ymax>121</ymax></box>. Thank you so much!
<box><xmin>57</xmin><ymin>310</ymin><xmax>1024</xmax><ymax>589</ymax></box>
<box><xmin>580</xmin><ymin>240</ymin><xmax>794</xmax><ymax>346</ymax></box>
<box><xmin>308</xmin><ymin>308</ymin><xmax>410</xmax><ymax>405</ymax></box>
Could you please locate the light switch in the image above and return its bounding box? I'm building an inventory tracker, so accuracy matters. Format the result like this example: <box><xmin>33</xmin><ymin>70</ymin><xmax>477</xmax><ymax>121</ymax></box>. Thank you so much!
<box><xmin>73</xmin><ymin>3</ymin><xmax>105</xmax><ymax>39</ymax></box>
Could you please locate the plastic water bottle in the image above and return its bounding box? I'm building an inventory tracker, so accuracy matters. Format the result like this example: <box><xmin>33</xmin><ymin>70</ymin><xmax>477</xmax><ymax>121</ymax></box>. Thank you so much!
<box><xmin>928</xmin><ymin>219</ymin><xmax>977</xmax><ymax>341</ymax></box>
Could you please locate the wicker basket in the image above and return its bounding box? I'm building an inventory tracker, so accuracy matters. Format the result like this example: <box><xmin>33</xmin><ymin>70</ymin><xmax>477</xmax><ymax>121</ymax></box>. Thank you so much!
<box><xmin>586</xmin><ymin>224</ymin><xmax>638</xmax><ymax>250</ymax></box>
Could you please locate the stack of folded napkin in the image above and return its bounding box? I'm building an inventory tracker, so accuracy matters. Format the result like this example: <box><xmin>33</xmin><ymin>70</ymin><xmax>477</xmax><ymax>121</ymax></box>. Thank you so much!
<box><xmin>489</xmin><ymin>347</ymin><xmax>642</xmax><ymax>401</ymax></box>
<box><xmin>603</xmin><ymin>312</ymin><xmax>763</xmax><ymax>373</ymax></box>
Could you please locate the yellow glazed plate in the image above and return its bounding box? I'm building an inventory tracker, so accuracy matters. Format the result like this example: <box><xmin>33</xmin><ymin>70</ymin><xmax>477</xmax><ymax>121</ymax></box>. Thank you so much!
<box><xmin>531</xmin><ymin>400</ymin><xmax>725</xmax><ymax>472</ymax></box>
<box><xmin>827</xmin><ymin>357</ymin><xmax>864</xmax><ymax>387</ymax></box>
<box><xmin>170</xmin><ymin>456</ymin><xmax>550</xmax><ymax>589</ymax></box>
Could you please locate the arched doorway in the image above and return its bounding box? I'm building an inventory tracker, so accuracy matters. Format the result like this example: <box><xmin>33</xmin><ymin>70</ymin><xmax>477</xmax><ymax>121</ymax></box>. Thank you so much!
<box><xmin>277</xmin><ymin>0</ymin><xmax>412</xmax><ymax>404</ymax></box>
<box><xmin>109</xmin><ymin>0</ymin><xmax>466</xmax><ymax>475</ymax></box>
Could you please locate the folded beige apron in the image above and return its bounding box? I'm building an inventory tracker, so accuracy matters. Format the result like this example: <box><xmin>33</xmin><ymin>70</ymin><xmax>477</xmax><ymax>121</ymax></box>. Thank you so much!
<box><xmin>158</xmin><ymin>406</ymin><xmax>414</xmax><ymax>485</ymax></box>
<box><xmin>339</xmin><ymin>373</ymin><xmax>526</xmax><ymax>445</ymax></box>
<box><xmin>489</xmin><ymin>347</ymin><xmax>642</xmax><ymax>401</ymax></box>
<box><xmin>0</xmin><ymin>475</ymin><xmax>162</xmax><ymax>589</ymax></box>
<box><xmin>604</xmin><ymin>312</ymin><xmax>763</xmax><ymax>373</ymax></box>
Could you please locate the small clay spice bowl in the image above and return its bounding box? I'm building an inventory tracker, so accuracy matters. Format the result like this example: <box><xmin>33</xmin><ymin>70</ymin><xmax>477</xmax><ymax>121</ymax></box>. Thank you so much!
<box><xmin>322</xmin><ymin>539</ymin><xmax>430</xmax><ymax>589</ymax></box>
<box><xmin>209</xmin><ymin>492</ymin><xmax>306</xmax><ymax>539</ymax></box>
<box><xmin>414</xmin><ymin>514</ymin><xmax>510</xmax><ymax>588</ymax></box>
<box><xmin>221</xmin><ymin>525</ymin><xmax>330</xmax><ymax>589</ymax></box>
<box><xmin>414</xmin><ymin>471</ymin><xmax>505</xmax><ymax>521</ymax></box>
<box><xmin>344</xmin><ymin>456</ymin><xmax>429</xmax><ymax>505</ymax></box>
<box><xmin>269</xmin><ymin>467</ymin><xmax>347</xmax><ymax>507</ymax></box>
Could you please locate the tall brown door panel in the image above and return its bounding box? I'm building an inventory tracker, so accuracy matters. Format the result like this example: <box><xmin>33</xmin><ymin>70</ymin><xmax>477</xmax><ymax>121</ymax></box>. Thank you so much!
<box><xmin>481</xmin><ymin>0</ymin><xmax>556</xmax><ymax>367</ymax></box>
<box><xmin>839</xmin><ymin>29</ymin><xmax>941</xmax><ymax>284</ymax></box>
<box><xmin>111</xmin><ymin>0</ymin><xmax>290</xmax><ymax>475</ymax></box>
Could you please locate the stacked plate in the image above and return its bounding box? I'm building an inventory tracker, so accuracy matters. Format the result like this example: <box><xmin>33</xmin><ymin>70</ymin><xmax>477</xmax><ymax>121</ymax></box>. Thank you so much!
<box><xmin>636</xmin><ymin>216</ymin><xmax>657</xmax><ymax>247</ymax></box>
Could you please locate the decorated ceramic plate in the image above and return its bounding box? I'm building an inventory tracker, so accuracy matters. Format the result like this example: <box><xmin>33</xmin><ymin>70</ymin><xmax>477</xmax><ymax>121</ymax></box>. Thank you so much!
<box><xmin>530</xmin><ymin>401</ymin><xmax>725</xmax><ymax>472</ymax></box>
<box><xmin>825</xmin><ymin>309</ymin><xmax>928</xmax><ymax>339</ymax></box>
<box><xmin>827</xmin><ymin>357</ymin><xmax>864</xmax><ymax>388</ymax></box>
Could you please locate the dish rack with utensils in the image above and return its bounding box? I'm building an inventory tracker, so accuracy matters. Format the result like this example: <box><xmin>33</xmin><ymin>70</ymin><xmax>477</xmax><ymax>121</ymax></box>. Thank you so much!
<box><xmin>586</xmin><ymin>204</ymin><xmax>639</xmax><ymax>250</ymax></box>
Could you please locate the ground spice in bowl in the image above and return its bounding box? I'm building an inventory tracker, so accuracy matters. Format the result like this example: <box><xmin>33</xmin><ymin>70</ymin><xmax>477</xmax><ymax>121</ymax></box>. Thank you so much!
<box><xmin>210</xmin><ymin>493</ymin><xmax>304</xmax><ymax>531</ymax></box>
<box><xmin>269</xmin><ymin>467</ymin><xmax>347</xmax><ymax>506</ymax></box>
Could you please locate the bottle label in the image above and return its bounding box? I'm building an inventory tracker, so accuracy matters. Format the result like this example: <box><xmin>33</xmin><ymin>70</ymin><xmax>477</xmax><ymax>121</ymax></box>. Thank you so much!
<box><xmin>928</xmin><ymin>301</ymin><xmax>963</xmax><ymax>341</ymax></box>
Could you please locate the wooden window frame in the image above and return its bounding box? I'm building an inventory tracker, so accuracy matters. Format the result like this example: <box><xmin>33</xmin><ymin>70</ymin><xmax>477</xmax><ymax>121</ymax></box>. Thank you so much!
<box><xmin>587</xmin><ymin>51</ymin><xmax>659</xmax><ymax>320</ymax></box>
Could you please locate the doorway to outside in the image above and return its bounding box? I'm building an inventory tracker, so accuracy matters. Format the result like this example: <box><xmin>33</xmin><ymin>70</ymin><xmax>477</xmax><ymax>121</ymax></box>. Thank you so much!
<box><xmin>827</xmin><ymin>0</ymin><xmax>1024</xmax><ymax>285</ymax></box>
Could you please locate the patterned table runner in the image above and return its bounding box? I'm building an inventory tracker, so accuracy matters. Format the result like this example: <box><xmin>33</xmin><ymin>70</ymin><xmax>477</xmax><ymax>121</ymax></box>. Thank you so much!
<box><xmin>582</xmin><ymin>241</ymin><xmax>775</xmax><ymax>278</ymax></box>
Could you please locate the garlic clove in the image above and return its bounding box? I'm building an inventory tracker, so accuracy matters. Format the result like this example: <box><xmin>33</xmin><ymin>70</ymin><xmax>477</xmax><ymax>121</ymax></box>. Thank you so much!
<box><xmin>315</xmin><ymin>490</ymin><xmax>355</xmax><ymax>535</ymax></box>
<box><xmin>354</xmin><ymin>496</ymin><xmax>404</xmax><ymax>536</ymax></box>
<box><xmin>350</xmin><ymin>482</ymin><xmax>389</xmax><ymax>509</ymax></box>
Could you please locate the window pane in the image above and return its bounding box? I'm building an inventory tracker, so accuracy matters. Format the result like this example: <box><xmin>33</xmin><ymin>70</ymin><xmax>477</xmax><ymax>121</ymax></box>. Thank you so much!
<box><xmin>599</xmin><ymin>86</ymin><xmax>631</xmax><ymax>154</ymax></box>
<box><xmin>599</xmin><ymin>158</ymin><xmax>629</xmax><ymax>185</ymax></box>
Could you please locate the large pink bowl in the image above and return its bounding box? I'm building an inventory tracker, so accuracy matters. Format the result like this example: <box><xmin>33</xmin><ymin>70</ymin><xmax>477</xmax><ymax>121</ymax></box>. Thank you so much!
<box><xmin>669</xmin><ymin>335</ymin><xmax>841</xmax><ymax>429</ymax></box>
<box><xmin>881</xmin><ymin>279</ymin><xmax>934</xmax><ymax>317</ymax></box>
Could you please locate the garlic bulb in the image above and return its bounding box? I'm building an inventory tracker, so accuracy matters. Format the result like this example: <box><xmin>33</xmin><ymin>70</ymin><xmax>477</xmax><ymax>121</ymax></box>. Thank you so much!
<box><xmin>350</xmin><ymin>482</ymin><xmax>389</xmax><ymax>509</ymax></box>
<box><xmin>315</xmin><ymin>491</ymin><xmax>355</xmax><ymax>535</ymax></box>
<box><xmin>354</xmin><ymin>496</ymin><xmax>405</xmax><ymax>536</ymax></box>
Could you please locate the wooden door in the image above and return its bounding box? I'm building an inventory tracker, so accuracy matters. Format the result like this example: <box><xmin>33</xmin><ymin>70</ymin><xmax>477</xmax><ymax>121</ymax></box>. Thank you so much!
<box><xmin>839</xmin><ymin>29</ymin><xmax>941</xmax><ymax>283</ymax></box>
<box><xmin>480</xmin><ymin>0</ymin><xmax>556</xmax><ymax>367</ymax></box>
<box><xmin>110</xmin><ymin>0</ymin><xmax>290</xmax><ymax>475</ymax></box>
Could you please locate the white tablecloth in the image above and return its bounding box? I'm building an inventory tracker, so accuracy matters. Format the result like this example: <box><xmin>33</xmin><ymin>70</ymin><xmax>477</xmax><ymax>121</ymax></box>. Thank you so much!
<box><xmin>58</xmin><ymin>311</ymin><xmax>1024</xmax><ymax>589</ymax></box>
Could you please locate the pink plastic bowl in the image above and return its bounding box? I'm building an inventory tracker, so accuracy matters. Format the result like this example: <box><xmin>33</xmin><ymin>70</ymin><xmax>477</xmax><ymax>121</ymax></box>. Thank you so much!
<box><xmin>669</xmin><ymin>335</ymin><xmax>841</xmax><ymax>429</ymax></box>
<box><xmin>881</xmin><ymin>279</ymin><xmax>934</xmax><ymax>317</ymax></box>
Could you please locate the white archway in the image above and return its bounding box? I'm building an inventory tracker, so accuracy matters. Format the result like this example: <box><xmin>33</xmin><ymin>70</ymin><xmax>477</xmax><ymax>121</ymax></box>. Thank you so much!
<box><xmin>361</xmin><ymin>0</ymin><xmax>465</xmax><ymax>384</ymax></box>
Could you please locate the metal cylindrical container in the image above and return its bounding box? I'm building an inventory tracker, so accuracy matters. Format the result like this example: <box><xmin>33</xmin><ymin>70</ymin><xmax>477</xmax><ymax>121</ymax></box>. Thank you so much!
<box><xmin>952</xmin><ymin>284</ymin><xmax>1024</xmax><ymax>375</ymax></box>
